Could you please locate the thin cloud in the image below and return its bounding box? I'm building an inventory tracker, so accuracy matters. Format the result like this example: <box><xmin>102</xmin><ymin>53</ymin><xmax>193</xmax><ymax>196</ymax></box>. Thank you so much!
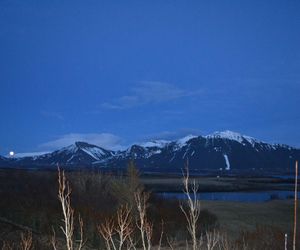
<box><xmin>101</xmin><ymin>81</ymin><xmax>202</xmax><ymax>109</ymax></box>
<box><xmin>12</xmin><ymin>151</ymin><xmax>50</xmax><ymax>158</ymax></box>
<box><xmin>39</xmin><ymin>133</ymin><xmax>124</xmax><ymax>151</ymax></box>
<box><xmin>41</xmin><ymin>111</ymin><xmax>64</xmax><ymax>121</ymax></box>
<box><xmin>140</xmin><ymin>128</ymin><xmax>203</xmax><ymax>142</ymax></box>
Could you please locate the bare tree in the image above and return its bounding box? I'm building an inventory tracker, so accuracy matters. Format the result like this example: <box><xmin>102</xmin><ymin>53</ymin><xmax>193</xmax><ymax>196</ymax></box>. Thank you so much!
<box><xmin>98</xmin><ymin>218</ymin><xmax>116</xmax><ymax>250</ymax></box>
<box><xmin>157</xmin><ymin>221</ymin><xmax>164</xmax><ymax>250</ymax></box>
<box><xmin>53</xmin><ymin>168</ymin><xmax>84</xmax><ymax>250</ymax></box>
<box><xmin>134</xmin><ymin>191</ymin><xmax>152</xmax><ymax>250</ymax></box>
<box><xmin>205</xmin><ymin>230</ymin><xmax>219</xmax><ymax>250</ymax></box>
<box><xmin>20</xmin><ymin>230</ymin><xmax>33</xmax><ymax>250</ymax></box>
<box><xmin>77</xmin><ymin>215</ymin><xmax>84</xmax><ymax>250</ymax></box>
<box><xmin>1</xmin><ymin>231</ymin><xmax>33</xmax><ymax>250</ymax></box>
<box><xmin>1</xmin><ymin>241</ymin><xmax>13</xmax><ymax>250</ymax></box>
<box><xmin>116</xmin><ymin>205</ymin><xmax>133</xmax><ymax>250</ymax></box>
<box><xmin>179</xmin><ymin>167</ymin><xmax>201</xmax><ymax>250</ymax></box>
<box><xmin>98</xmin><ymin>205</ymin><xmax>133</xmax><ymax>250</ymax></box>
<box><xmin>51</xmin><ymin>227</ymin><xmax>58</xmax><ymax>250</ymax></box>
<box><xmin>166</xmin><ymin>236</ymin><xmax>174</xmax><ymax>250</ymax></box>
<box><xmin>218</xmin><ymin>232</ymin><xmax>232</xmax><ymax>250</ymax></box>
<box><xmin>58</xmin><ymin>169</ymin><xmax>74</xmax><ymax>250</ymax></box>
<box><xmin>293</xmin><ymin>161</ymin><xmax>298</xmax><ymax>250</ymax></box>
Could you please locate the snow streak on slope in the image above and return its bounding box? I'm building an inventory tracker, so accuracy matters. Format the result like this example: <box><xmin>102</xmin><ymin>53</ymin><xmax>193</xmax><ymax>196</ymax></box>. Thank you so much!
<box><xmin>223</xmin><ymin>154</ymin><xmax>230</xmax><ymax>170</ymax></box>
<box><xmin>81</xmin><ymin>147</ymin><xmax>107</xmax><ymax>160</ymax></box>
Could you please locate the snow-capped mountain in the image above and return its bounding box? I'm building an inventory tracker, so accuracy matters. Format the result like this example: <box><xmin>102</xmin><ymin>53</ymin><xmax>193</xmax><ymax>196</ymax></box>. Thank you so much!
<box><xmin>104</xmin><ymin>131</ymin><xmax>298</xmax><ymax>171</ymax></box>
<box><xmin>9</xmin><ymin>141</ymin><xmax>115</xmax><ymax>167</ymax></box>
<box><xmin>0</xmin><ymin>131</ymin><xmax>299</xmax><ymax>172</ymax></box>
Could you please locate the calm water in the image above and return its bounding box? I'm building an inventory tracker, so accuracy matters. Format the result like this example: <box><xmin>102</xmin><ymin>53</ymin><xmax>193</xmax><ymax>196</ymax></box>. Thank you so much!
<box><xmin>157</xmin><ymin>190</ymin><xmax>300</xmax><ymax>202</ymax></box>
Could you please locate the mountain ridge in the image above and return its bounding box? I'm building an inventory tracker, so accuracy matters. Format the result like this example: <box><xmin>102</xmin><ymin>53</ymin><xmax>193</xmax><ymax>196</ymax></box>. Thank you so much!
<box><xmin>1</xmin><ymin>131</ymin><xmax>299</xmax><ymax>172</ymax></box>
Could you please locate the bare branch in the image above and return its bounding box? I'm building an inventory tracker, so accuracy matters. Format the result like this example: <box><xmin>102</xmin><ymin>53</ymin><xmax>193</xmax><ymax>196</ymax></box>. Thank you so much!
<box><xmin>166</xmin><ymin>236</ymin><xmax>174</xmax><ymax>250</ymax></box>
<box><xmin>157</xmin><ymin>221</ymin><xmax>164</xmax><ymax>250</ymax></box>
<box><xmin>77</xmin><ymin>214</ymin><xmax>85</xmax><ymax>250</ymax></box>
<box><xmin>51</xmin><ymin>227</ymin><xmax>58</xmax><ymax>250</ymax></box>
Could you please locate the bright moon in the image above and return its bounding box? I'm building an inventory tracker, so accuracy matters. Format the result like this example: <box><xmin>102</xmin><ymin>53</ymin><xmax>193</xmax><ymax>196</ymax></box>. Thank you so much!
<box><xmin>9</xmin><ymin>151</ymin><xmax>14</xmax><ymax>157</ymax></box>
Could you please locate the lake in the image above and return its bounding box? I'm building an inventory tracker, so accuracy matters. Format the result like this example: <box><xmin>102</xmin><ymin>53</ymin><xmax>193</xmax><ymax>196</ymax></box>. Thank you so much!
<box><xmin>157</xmin><ymin>190</ymin><xmax>300</xmax><ymax>202</ymax></box>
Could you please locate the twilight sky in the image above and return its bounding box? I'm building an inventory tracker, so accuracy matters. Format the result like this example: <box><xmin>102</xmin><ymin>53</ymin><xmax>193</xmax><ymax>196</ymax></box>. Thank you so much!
<box><xmin>0</xmin><ymin>0</ymin><xmax>300</xmax><ymax>155</ymax></box>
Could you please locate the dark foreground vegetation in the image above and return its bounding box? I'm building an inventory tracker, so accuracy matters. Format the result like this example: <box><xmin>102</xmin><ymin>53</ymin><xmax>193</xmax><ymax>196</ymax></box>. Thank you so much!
<box><xmin>0</xmin><ymin>164</ymin><xmax>299</xmax><ymax>249</ymax></box>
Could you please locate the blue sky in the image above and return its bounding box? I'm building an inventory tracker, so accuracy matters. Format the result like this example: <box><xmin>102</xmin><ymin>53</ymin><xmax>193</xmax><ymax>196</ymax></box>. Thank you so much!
<box><xmin>0</xmin><ymin>0</ymin><xmax>300</xmax><ymax>155</ymax></box>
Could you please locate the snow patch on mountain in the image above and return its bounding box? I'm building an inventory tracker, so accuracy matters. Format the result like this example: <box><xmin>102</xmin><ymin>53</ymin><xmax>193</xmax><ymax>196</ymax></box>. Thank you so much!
<box><xmin>145</xmin><ymin>149</ymin><xmax>162</xmax><ymax>158</ymax></box>
<box><xmin>223</xmin><ymin>154</ymin><xmax>230</xmax><ymax>170</ymax></box>
<box><xmin>206</xmin><ymin>130</ymin><xmax>257</xmax><ymax>146</ymax></box>
<box><xmin>177</xmin><ymin>135</ymin><xmax>198</xmax><ymax>147</ymax></box>
<box><xmin>58</xmin><ymin>144</ymin><xmax>78</xmax><ymax>154</ymax></box>
<box><xmin>141</xmin><ymin>140</ymin><xmax>170</xmax><ymax>148</ymax></box>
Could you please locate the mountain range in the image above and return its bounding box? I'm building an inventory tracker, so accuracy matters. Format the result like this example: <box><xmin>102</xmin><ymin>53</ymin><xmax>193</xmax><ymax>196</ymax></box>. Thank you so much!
<box><xmin>1</xmin><ymin>131</ymin><xmax>299</xmax><ymax>173</ymax></box>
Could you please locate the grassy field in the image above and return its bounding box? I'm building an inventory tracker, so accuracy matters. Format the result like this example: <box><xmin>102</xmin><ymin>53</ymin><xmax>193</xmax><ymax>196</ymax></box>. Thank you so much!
<box><xmin>200</xmin><ymin>200</ymin><xmax>299</xmax><ymax>237</ymax></box>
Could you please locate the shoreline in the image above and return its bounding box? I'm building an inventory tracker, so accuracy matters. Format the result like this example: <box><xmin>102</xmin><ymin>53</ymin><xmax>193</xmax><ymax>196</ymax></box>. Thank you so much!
<box><xmin>141</xmin><ymin>175</ymin><xmax>298</xmax><ymax>193</ymax></box>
